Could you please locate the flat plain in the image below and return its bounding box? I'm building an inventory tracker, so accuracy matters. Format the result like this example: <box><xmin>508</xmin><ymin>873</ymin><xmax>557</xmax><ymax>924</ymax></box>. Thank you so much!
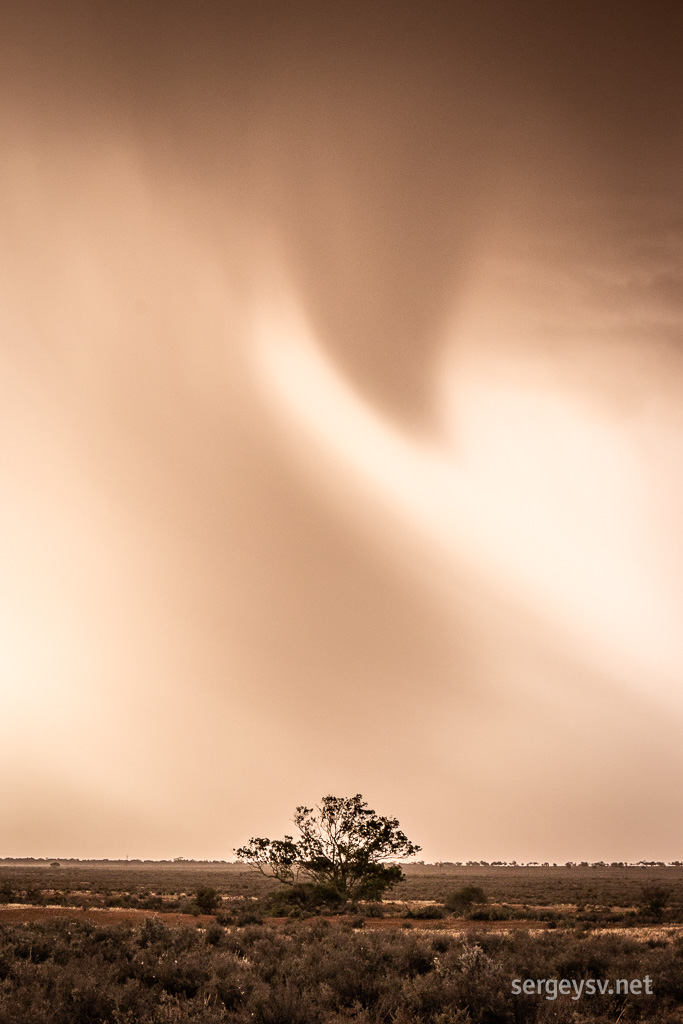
<box><xmin>1</xmin><ymin>862</ymin><xmax>682</xmax><ymax>1023</ymax></box>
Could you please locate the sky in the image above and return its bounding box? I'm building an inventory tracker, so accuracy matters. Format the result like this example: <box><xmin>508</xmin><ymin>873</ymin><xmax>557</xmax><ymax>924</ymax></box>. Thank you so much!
<box><xmin>1</xmin><ymin>1</ymin><xmax>683</xmax><ymax>862</ymax></box>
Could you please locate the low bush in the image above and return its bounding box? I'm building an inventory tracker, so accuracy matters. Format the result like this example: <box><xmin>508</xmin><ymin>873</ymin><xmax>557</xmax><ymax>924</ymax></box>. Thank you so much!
<box><xmin>362</xmin><ymin>902</ymin><xmax>386</xmax><ymax>918</ymax></box>
<box><xmin>266</xmin><ymin>882</ymin><xmax>345</xmax><ymax>916</ymax></box>
<box><xmin>445</xmin><ymin>885</ymin><xmax>487</xmax><ymax>913</ymax></box>
<box><xmin>406</xmin><ymin>904</ymin><xmax>446</xmax><ymax>920</ymax></box>
<box><xmin>640</xmin><ymin>884</ymin><xmax>672</xmax><ymax>921</ymax></box>
<box><xmin>195</xmin><ymin>886</ymin><xmax>220</xmax><ymax>914</ymax></box>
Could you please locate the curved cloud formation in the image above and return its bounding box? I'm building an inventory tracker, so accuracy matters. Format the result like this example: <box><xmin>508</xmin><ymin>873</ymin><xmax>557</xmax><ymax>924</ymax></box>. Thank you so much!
<box><xmin>1</xmin><ymin>1</ymin><xmax>682</xmax><ymax>861</ymax></box>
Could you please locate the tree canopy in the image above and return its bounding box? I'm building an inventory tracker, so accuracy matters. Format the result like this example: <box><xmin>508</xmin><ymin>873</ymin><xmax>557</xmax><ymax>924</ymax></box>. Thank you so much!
<box><xmin>235</xmin><ymin>794</ymin><xmax>420</xmax><ymax>900</ymax></box>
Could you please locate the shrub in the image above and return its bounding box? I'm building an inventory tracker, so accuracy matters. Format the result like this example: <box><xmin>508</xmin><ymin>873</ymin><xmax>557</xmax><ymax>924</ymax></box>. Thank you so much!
<box><xmin>408</xmin><ymin>904</ymin><xmax>446</xmax><ymax>920</ymax></box>
<box><xmin>363</xmin><ymin>901</ymin><xmax>386</xmax><ymax>918</ymax></box>
<box><xmin>214</xmin><ymin>911</ymin><xmax>235</xmax><ymax>926</ymax></box>
<box><xmin>195</xmin><ymin>886</ymin><xmax>220</xmax><ymax>914</ymax></box>
<box><xmin>444</xmin><ymin>886</ymin><xmax>487</xmax><ymax>914</ymax></box>
<box><xmin>205</xmin><ymin>922</ymin><xmax>223</xmax><ymax>945</ymax></box>
<box><xmin>237</xmin><ymin>907</ymin><xmax>264</xmax><ymax>926</ymax></box>
<box><xmin>266</xmin><ymin>882</ymin><xmax>344</xmax><ymax>916</ymax></box>
<box><xmin>252</xmin><ymin>981</ymin><xmax>317</xmax><ymax>1024</ymax></box>
<box><xmin>138</xmin><ymin>916</ymin><xmax>170</xmax><ymax>947</ymax></box>
<box><xmin>640</xmin><ymin>884</ymin><xmax>671</xmax><ymax>920</ymax></box>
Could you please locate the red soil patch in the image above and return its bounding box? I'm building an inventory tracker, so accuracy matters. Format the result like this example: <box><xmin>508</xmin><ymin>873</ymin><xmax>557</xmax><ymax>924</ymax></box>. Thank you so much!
<box><xmin>0</xmin><ymin>906</ymin><xmax>546</xmax><ymax>932</ymax></box>
<box><xmin>0</xmin><ymin>906</ymin><xmax>216</xmax><ymax>927</ymax></box>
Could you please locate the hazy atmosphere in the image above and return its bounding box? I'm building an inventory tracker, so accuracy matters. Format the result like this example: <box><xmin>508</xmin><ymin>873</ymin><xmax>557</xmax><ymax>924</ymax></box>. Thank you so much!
<box><xmin>2</xmin><ymin>1</ymin><xmax>683</xmax><ymax>862</ymax></box>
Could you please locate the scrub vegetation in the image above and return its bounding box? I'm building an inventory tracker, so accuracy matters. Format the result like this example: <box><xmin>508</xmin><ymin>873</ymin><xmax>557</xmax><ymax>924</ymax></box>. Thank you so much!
<box><xmin>1</xmin><ymin>915</ymin><xmax>683</xmax><ymax>1023</ymax></box>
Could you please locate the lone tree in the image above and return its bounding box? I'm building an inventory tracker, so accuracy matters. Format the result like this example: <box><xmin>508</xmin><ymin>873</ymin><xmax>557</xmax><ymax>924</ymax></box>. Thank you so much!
<box><xmin>235</xmin><ymin>794</ymin><xmax>420</xmax><ymax>901</ymax></box>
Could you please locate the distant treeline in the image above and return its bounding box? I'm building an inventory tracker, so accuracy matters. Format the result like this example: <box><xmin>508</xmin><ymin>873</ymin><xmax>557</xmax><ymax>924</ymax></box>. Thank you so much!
<box><xmin>1</xmin><ymin>858</ymin><xmax>681</xmax><ymax>868</ymax></box>
<box><xmin>411</xmin><ymin>861</ymin><xmax>683</xmax><ymax>869</ymax></box>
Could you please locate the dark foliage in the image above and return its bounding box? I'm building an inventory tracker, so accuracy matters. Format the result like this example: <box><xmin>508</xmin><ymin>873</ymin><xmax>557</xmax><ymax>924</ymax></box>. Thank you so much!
<box><xmin>195</xmin><ymin>886</ymin><xmax>220</xmax><ymax>914</ymax></box>
<box><xmin>0</xmin><ymin>917</ymin><xmax>681</xmax><ymax>1023</ymax></box>
<box><xmin>236</xmin><ymin>794</ymin><xmax>420</xmax><ymax>901</ymax></box>
<box><xmin>640</xmin><ymin>885</ymin><xmax>672</xmax><ymax>921</ymax></box>
<box><xmin>406</xmin><ymin>904</ymin><xmax>447</xmax><ymax>920</ymax></box>
<box><xmin>445</xmin><ymin>885</ymin><xmax>488</xmax><ymax>913</ymax></box>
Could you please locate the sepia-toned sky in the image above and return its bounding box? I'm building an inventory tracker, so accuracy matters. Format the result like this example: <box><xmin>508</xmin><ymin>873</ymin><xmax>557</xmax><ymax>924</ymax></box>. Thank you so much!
<box><xmin>2</xmin><ymin>1</ymin><xmax>683</xmax><ymax>862</ymax></box>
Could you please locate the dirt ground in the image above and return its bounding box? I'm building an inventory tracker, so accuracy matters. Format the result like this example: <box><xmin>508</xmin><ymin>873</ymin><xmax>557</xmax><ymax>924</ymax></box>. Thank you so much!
<box><xmin>0</xmin><ymin>905</ymin><xmax>561</xmax><ymax>931</ymax></box>
<box><xmin>0</xmin><ymin>905</ymin><xmax>218</xmax><ymax>927</ymax></box>
<box><xmin>0</xmin><ymin>904</ymin><xmax>542</xmax><ymax>930</ymax></box>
